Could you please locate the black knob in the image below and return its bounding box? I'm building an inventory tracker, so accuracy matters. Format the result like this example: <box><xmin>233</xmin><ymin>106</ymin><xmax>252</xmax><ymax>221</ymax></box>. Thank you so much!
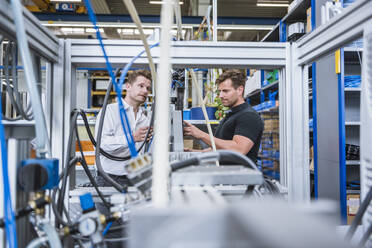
<box><xmin>18</xmin><ymin>163</ymin><xmax>48</xmax><ymax>192</ymax></box>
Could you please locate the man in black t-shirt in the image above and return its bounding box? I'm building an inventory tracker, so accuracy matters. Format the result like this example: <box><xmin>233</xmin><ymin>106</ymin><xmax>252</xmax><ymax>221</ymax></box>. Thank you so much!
<box><xmin>184</xmin><ymin>70</ymin><xmax>264</xmax><ymax>163</ymax></box>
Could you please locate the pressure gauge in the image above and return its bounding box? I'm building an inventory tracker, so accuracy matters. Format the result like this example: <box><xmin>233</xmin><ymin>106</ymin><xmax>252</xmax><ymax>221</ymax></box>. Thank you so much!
<box><xmin>78</xmin><ymin>218</ymin><xmax>97</xmax><ymax>236</ymax></box>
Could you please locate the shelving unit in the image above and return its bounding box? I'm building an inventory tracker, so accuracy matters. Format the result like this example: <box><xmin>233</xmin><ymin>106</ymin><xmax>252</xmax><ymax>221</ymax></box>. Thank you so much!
<box><xmin>262</xmin><ymin>0</ymin><xmax>311</xmax><ymax>42</ymax></box>
<box><xmin>311</xmin><ymin>0</ymin><xmax>362</xmax><ymax>223</ymax></box>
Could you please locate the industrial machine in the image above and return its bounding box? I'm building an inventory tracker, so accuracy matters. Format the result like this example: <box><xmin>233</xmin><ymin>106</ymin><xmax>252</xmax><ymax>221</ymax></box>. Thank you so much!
<box><xmin>0</xmin><ymin>0</ymin><xmax>372</xmax><ymax>247</ymax></box>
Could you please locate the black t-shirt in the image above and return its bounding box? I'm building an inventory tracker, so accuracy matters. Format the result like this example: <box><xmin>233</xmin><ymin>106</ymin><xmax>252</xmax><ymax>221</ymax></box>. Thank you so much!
<box><xmin>215</xmin><ymin>102</ymin><xmax>264</xmax><ymax>163</ymax></box>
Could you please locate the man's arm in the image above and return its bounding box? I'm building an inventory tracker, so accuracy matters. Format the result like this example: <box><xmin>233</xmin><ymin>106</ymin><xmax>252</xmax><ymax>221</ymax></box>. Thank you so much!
<box><xmin>183</xmin><ymin>121</ymin><xmax>254</xmax><ymax>155</ymax></box>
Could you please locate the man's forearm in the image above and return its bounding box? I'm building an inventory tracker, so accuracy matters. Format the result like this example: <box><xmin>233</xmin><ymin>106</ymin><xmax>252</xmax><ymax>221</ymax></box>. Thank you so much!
<box><xmin>199</xmin><ymin>132</ymin><xmax>237</xmax><ymax>151</ymax></box>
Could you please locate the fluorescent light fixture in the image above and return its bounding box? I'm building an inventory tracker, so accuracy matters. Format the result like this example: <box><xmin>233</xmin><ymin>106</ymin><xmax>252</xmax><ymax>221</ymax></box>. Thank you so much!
<box><xmin>149</xmin><ymin>1</ymin><xmax>184</xmax><ymax>4</ymax></box>
<box><xmin>42</xmin><ymin>22</ymin><xmax>273</xmax><ymax>31</ymax></box>
<box><xmin>50</xmin><ymin>0</ymin><xmax>81</xmax><ymax>2</ymax></box>
<box><xmin>257</xmin><ymin>3</ymin><xmax>289</xmax><ymax>7</ymax></box>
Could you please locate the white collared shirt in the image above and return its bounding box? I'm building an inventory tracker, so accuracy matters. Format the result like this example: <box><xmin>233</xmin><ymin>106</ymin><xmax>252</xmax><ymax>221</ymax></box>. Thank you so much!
<box><xmin>95</xmin><ymin>99</ymin><xmax>150</xmax><ymax>175</ymax></box>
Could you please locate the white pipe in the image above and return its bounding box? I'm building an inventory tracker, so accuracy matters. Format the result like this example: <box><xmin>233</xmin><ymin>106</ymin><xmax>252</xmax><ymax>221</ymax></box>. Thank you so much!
<box><xmin>190</xmin><ymin>69</ymin><xmax>219</xmax><ymax>166</ymax></box>
<box><xmin>206</xmin><ymin>5</ymin><xmax>212</xmax><ymax>41</ymax></box>
<box><xmin>152</xmin><ymin>0</ymin><xmax>173</xmax><ymax>207</ymax></box>
<box><xmin>10</xmin><ymin>0</ymin><xmax>51</xmax><ymax>158</ymax></box>
<box><xmin>213</xmin><ymin>0</ymin><xmax>217</xmax><ymax>42</ymax></box>
<box><xmin>173</xmin><ymin>0</ymin><xmax>183</xmax><ymax>40</ymax></box>
<box><xmin>122</xmin><ymin>0</ymin><xmax>157</xmax><ymax>86</ymax></box>
<box><xmin>26</xmin><ymin>237</ymin><xmax>48</xmax><ymax>248</ymax></box>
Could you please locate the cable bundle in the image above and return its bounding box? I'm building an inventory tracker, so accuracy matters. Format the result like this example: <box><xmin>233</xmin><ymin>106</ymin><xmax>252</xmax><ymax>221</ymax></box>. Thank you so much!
<box><xmin>344</xmin><ymin>75</ymin><xmax>361</xmax><ymax>88</ymax></box>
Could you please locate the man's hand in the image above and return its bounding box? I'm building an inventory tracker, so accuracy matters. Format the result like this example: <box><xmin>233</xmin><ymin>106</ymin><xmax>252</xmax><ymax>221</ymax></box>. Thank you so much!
<box><xmin>133</xmin><ymin>126</ymin><xmax>149</xmax><ymax>142</ymax></box>
<box><xmin>183</xmin><ymin>121</ymin><xmax>205</xmax><ymax>139</ymax></box>
<box><xmin>184</xmin><ymin>147</ymin><xmax>212</xmax><ymax>152</ymax></box>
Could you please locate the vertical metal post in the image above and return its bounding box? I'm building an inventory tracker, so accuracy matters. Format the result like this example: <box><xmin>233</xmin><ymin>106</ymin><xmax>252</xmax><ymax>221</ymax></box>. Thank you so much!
<box><xmin>279</xmin><ymin>68</ymin><xmax>287</xmax><ymax>187</ymax></box>
<box><xmin>45</xmin><ymin>62</ymin><xmax>53</xmax><ymax>139</ymax></box>
<box><xmin>184</xmin><ymin>69</ymin><xmax>189</xmax><ymax>108</ymax></box>
<box><xmin>337</xmin><ymin>48</ymin><xmax>347</xmax><ymax>223</ymax></box>
<box><xmin>286</xmin><ymin>42</ymin><xmax>310</xmax><ymax>203</ymax></box>
<box><xmin>51</xmin><ymin>39</ymin><xmax>65</xmax><ymax>165</ymax></box>
<box><xmin>7</xmin><ymin>138</ymin><xmax>18</xmax><ymax>209</ymax></box>
<box><xmin>212</xmin><ymin>0</ymin><xmax>217</xmax><ymax>42</ymax></box>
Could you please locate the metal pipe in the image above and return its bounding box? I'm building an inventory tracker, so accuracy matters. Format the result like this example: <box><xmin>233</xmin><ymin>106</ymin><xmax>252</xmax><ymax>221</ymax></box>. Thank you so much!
<box><xmin>213</xmin><ymin>0</ymin><xmax>217</xmax><ymax>42</ymax></box>
<box><xmin>10</xmin><ymin>0</ymin><xmax>51</xmax><ymax>157</ymax></box>
<box><xmin>152</xmin><ymin>0</ymin><xmax>173</xmax><ymax>207</ymax></box>
<box><xmin>173</xmin><ymin>0</ymin><xmax>183</xmax><ymax>40</ymax></box>
<box><xmin>189</xmin><ymin>69</ymin><xmax>219</xmax><ymax>166</ymax></box>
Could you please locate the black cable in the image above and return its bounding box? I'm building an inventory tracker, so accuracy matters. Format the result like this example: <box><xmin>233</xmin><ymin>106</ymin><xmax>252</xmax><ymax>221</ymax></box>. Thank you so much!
<box><xmin>3</xmin><ymin>43</ymin><xmax>22</xmax><ymax>121</ymax></box>
<box><xmin>171</xmin><ymin>150</ymin><xmax>259</xmax><ymax>172</ymax></box>
<box><xmin>94</xmin><ymin>67</ymin><xmax>155</xmax><ymax>191</ymax></box>
<box><xmin>10</xmin><ymin>42</ymin><xmax>32</xmax><ymax>120</ymax></box>
<box><xmin>57</xmin><ymin>111</ymin><xmax>79</xmax><ymax>218</ymax></box>
<box><xmin>51</xmin><ymin>188</ymin><xmax>71</xmax><ymax>227</ymax></box>
<box><xmin>358</xmin><ymin>223</ymin><xmax>372</xmax><ymax>247</ymax></box>
<box><xmin>346</xmin><ymin>185</ymin><xmax>372</xmax><ymax>241</ymax></box>
<box><xmin>95</xmin><ymin>69</ymin><xmax>128</xmax><ymax>192</ymax></box>
<box><xmin>171</xmin><ymin>157</ymin><xmax>199</xmax><ymax>172</ymax></box>
<box><xmin>75</xmin><ymin>122</ymin><xmax>112</xmax><ymax>208</ymax></box>
<box><xmin>75</xmin><ymin>104</ymin><xmax>154</xmax><ymax>160</ymax></box>
<box><xmin>52</xmin><ymin>156</ymin><xmax>80</xmax><ymax>227</ymax></box>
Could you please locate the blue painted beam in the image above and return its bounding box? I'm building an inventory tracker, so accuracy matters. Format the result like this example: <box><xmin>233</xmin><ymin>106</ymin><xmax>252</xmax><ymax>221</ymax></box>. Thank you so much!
<box><xmin>33</xmin><ymin>13</ymin><xmax>279</xmax><ymax>26</ymax></box>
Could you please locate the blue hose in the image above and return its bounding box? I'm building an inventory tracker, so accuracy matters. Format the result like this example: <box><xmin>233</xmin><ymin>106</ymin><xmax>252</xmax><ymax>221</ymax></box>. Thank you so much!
<box><xmin>102</xmin><ymin>221</ymin><xmax>113</xmax><ymax>236</ymax></box>
<box><xmin>0</xmin><ymin>98</ymin><xmax>18</xmax><ymax>247</ymax></box>
<box><xmin>84</xmin><ymin>0</ymin><xmax>137</xmax><ymax>157</ymax></box>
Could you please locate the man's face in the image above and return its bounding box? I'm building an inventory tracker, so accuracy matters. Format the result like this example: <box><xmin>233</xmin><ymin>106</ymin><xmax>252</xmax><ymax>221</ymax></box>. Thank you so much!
<box><xmin>126</xmin><ymin>75</ymin><xmax>151</xmax><ymax>104</ymax></box>
<box><xmin>218</xmin><ymin>79</ymin><xmax>243</xmax><ymax>108</ymax></box>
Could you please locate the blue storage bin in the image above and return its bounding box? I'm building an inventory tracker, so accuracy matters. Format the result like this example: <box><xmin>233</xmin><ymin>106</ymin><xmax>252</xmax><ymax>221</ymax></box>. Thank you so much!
<box><xmin>183</xmin><ymin>109</ymin><xmax>191</xmax><ymax>120</ymax></box>
<box><xmin>190</xmin><ymin>107</ymin><xmax>217</xmax><ymax>120</ymax></box>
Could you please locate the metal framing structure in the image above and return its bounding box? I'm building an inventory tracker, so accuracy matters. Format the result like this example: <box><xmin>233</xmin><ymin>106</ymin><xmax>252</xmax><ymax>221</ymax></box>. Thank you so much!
<box><xmin>0</xmin><ymin>2</ymin><xmax>64</xmax><ymax>246</ymax></box>
<box><xmin>0</xmin><ymin>1</ymin><xmax>371</xmax><ymax>237</ymax></box>
<box><xmin>65</xmin><ymin>38</ymin><xmax>307</xmax><ymax>199</ymax></box>
<box><xmin>68</xmin><ymin>39</ymin><xmax>286</xmax><ymax>69</ymax></box>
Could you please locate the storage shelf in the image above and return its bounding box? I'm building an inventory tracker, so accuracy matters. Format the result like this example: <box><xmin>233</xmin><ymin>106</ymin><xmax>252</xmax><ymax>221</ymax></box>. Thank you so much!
<box><xmin>345</xmin><ymin>121</ymin><xmax>360</xmax><ymax>126</ymax></box>
<box><xmin>261</xmin><ymin>0</ymin><xmax>310</xmax><ymax>42</ymax></box>
<box><xmin>345</xmin><ymin>88</ymin><xmax>361</xmax><ymax>92</ymax></box>
<box><xmin>344</xmin><ymin>47</ymin><xmax>363</xmax><ymax>52</ymax></box>
<box><xmin>247</xmin><ymin>81</ymin><xmax>279</xmax><ymax>98</ymax></box>
<box><xmin>346</xmin><ymin>160</ymin><xmax>360</xmax><ymax>165</ymax></box>
<box><xmin>346</xmin><ymin>190</ymin><xmax>360</xmax><ymax>194</ymax></box>
<box><xmin>258</xmin><ymin>106</ymin><xmax>279</xmax><ymax>113</ymax></box>
<box><xmin>259</xmin><ymin>156</ymin><xmax>279</xmax><ymax>161</ymax></box>
<box><xmin>187</xmin><ymin>120</ymin><xmax>220</xmax><ymax>125</ymax></box>
<box><xmin>282</xmin><ymin>0</ymin><xmax>310</xmax><ymax>23</ymax></box>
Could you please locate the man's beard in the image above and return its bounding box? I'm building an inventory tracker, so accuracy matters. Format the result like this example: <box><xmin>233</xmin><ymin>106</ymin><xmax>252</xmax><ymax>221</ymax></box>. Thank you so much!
<box><xmin>224</xmin><ymin>97</ymin><xmax>238</xmax><ymax>108</ymax></box>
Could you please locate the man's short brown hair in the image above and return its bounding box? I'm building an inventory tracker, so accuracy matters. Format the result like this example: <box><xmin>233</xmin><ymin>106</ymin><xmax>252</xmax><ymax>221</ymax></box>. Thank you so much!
<box><xmin>216</xmin><ymin>69</ymin><xmax>245</xmax><ymax>90</ymax></box>
<box><xmin>127</xmin><ymin>70</ymin><xmax>152</xmax><ymax>84</ymax></box>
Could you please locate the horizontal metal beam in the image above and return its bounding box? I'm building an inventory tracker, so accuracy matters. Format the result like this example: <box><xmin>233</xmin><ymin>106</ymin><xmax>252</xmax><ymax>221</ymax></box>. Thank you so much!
<box><xmin>296</xmin><ymin>0</ymin><xmax>372</xmax><ymax>66</ymax></box>
<box><xmin>0</xmin><ymin>0</ymin><xmax>59</xmax><ymax>63</ymax></box>
<box><xmin>69</xmin><ymin>39</ymin><xmax>286</xmax><ymax>69</ymax></box>
<box><xmin>33</xmin><ymin>13</ymin><xmax>280</xmax><ymax>26</ymax></box>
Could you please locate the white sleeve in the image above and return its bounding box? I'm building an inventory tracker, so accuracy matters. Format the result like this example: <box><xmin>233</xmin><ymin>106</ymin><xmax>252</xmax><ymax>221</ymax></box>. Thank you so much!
<box><xmin>95</xmin><ymin>106</ymin><xmax>129</xmax><ymax>155</ymax></box>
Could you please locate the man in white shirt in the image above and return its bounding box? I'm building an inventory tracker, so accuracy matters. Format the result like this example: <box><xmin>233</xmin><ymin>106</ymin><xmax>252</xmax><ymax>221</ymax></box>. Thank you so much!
<box><xmin>95</xmin><ymin>70</ymin><xmax>152</xmax><ymax>186</ymax></box>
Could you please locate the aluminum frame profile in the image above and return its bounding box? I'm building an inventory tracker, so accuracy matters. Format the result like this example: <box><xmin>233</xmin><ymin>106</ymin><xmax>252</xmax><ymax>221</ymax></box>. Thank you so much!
<box><xmin>296</xmin><ymin>0</ymin><xmax>372</xmax><ymax>66</ymax></box>
<box><xmin>284</xmin><ymin>41</ymin><xmax>310</xmax><ymax>202</ymax></box>
<box><xmin>69</xmin><ymin>39</ymin><xmax>286</xmax><ymax>69</ymax></box>
<box><xmin>0</xmin><ymin>0</ymin><xmax>59</xmax><ymax>63</ymax></box>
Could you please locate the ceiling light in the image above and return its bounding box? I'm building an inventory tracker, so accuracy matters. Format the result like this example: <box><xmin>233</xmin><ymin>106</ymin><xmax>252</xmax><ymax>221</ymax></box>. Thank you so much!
<box><xmin>149</xmin><ymin>1</ymin><xmax>184</xmax><ymax>5</ymax></box>
<box><xmin>257</xmin><ymin>3</ymin><xmax>289</xmax><ymax>7</ymax></box>
<box><xmin>50</xmin><ymin>0</ymin><xmax>81</xmax><ymax>2</ymax></box>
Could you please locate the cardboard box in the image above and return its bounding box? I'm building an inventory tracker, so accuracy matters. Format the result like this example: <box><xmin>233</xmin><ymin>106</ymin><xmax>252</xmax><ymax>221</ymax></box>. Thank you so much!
<box><xmin>264</xmin><ymin>119</ymin><xmax>279</xmax><ymax>130</ymax></box>
<box><xmin>306</xmin><ymin>7</ymin><xmax>312</xmax><ymax>33</ymax></box>
<box><xmin>347</xmin><ymin>194</ymin><xmax>360</xmax><ymax>225</ymax></box>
